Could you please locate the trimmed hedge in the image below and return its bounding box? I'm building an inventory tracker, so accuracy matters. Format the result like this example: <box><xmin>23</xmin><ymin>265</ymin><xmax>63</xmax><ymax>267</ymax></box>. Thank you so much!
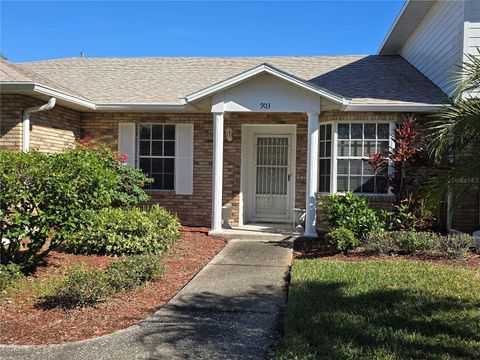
<box><xmin>66</xmin><ymin>205</ymin><xmax>180</xmax><ymax>256</ymax></box>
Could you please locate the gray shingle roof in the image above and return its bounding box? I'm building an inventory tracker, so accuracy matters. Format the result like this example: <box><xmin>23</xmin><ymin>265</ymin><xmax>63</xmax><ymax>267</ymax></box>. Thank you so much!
<box><xmin>12</xmin><ymin>55</ymin><xmax>449</xmax><ymax>105</ymax></box>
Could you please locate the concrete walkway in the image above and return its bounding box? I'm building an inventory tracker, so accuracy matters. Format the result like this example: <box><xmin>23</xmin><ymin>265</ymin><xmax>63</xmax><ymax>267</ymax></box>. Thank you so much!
<box><xmin>0</xmin><ymin>234</ymin><xmax>294</xmax><ymax>360</ymax></box>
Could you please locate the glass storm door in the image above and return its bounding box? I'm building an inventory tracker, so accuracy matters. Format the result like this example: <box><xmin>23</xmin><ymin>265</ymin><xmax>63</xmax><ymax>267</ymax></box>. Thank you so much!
<box><xmin>253</xmin><ymin>136</ymin><xmax>291</xmax><ymax>220</ymax></box>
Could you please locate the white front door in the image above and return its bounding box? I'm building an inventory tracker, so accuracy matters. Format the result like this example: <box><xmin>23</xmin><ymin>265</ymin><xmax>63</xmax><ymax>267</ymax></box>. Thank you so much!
<box><xmin>252</xmin><ymin>135</ymin><xmax>292</xmax><ymax>221</ymax></box>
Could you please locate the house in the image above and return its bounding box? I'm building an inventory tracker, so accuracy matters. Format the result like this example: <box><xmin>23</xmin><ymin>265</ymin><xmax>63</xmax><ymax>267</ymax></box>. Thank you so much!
<box><xmin>1</xmin><ymin>0</ymin><xmax>479</xmax><ymax>235</ymax></box>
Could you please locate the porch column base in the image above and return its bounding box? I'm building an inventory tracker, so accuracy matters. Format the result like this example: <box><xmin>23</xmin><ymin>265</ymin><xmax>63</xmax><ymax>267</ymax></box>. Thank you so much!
<box><xmin>304</xmin><ymin>112</ymin><xmax>320</xmax><ymax>237</ymax></box>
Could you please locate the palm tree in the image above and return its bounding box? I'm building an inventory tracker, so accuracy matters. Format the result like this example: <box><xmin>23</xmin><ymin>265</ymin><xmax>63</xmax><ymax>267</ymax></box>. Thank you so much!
<box><xmin>423</xmin><ymin>52</ymin><xmax>480</xmax><ymax>209</ymax></box>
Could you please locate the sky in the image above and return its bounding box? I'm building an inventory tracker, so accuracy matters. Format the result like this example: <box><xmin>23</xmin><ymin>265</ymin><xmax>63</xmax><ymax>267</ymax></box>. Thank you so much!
<box><xmin>0</xmin><ymin>1</ymin><xmax>404</xmax><ymax>63</ymax></box>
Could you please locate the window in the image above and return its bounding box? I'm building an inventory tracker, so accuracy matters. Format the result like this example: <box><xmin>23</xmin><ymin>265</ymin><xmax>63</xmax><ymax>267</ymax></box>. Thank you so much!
<box><xmin>336</xmin><ymin>123</ymin><xmax>389</xmax><ymax>193</ymax></box>
<box><xmin>318</xmin><ymin>124</ymin><xmax>332</xmax><ymax>192</ymax></box>
<box><xmin>138</xmin><ymin>124</ymin><xmax>175</xmax><ymax>190</ymax></box>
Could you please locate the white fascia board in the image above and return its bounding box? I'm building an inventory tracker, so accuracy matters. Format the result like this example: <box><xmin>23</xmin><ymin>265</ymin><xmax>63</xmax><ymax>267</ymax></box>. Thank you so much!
<box><xmin>33</xmin><ymin>84</ymin><xmax>95</xmax><ymax>109</ymax></box>
<box><xmin>95</xmin><ymin>102</ymin><xmax>186</xmax><ymax>111</ymax></box>
<box><xmin>378</xmin><ymin>0</ymin><xmax>412</xmax><ymax>55</ymax></box>
<box><xmin>184</xmin><ymin>64</ymin><xmax>350</xmax><ymax>105</ymax></box>
<box><xmin>343</xmin><ymin>103</ymin><xmax>447</xmax><ymax>112</ymax></box>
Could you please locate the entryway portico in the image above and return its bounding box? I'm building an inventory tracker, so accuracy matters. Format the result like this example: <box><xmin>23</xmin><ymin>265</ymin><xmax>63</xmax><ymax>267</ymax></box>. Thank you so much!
<box><xmin>184</xmin><ymin>64</ymin><xmax>349</xmax><ymax>237</ymax></box>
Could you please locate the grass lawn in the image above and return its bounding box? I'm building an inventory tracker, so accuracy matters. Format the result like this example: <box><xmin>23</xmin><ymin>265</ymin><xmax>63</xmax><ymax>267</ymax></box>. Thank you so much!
<box><xmin>277</xmin><ymin>260</ymin><xmax>480</xmax><ymax>359</ymax></box>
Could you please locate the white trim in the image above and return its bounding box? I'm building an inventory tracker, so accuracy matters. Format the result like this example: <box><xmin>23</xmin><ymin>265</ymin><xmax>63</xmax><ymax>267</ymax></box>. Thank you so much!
<box><xmin>343</xmin><ymin>103</ymin><xmax>446</xmax><ymax>112</ymax></box>
<box><xmin>1</xmin><ymin>81</ymin><xmax>448</xmax><ymax>113</ymax></box>
<box><xmin>185</xmin><ymin>64</ymin><xmax>349</xmax><ymax>105</ymax></box>
<box><xmin>305</xmin><ymin>112</ymin><xmax>320</xmax><ymax>237</ymax></box>
<box><xmin>211</xmin><ymin>112</ymin><xmax>224</xmax><ymax>231</ymax></box>
<box><xmin>22</xmin><ymin>97</ymin><xmax>56</xmax><ymax>152</ymax></box>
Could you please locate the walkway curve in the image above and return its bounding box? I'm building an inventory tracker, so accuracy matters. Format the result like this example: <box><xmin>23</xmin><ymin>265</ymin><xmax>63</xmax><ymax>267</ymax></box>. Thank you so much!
<box><xmin>0</xmin><ymin>234</ymin><xmax>293</xmax><ymax>360</ymax></box>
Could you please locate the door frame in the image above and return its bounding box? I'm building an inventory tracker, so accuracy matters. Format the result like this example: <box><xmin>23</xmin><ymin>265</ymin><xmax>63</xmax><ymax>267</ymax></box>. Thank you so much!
<box><xmin>240</xmin><ymin>124</ymin><xmax>297</xmax><ymax>225</ymax></box>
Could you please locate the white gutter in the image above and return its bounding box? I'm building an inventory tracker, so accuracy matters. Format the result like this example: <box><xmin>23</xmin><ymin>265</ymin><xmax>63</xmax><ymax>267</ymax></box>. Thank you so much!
<box><xmin>343</xmin><ymin>103</ymin><xmax>446</xmax><ymax>112</ymax></box>
<box><xmin>22</xmin><ymin>97</ymin><xmax>56</xmax><ymax>152</ymax></box>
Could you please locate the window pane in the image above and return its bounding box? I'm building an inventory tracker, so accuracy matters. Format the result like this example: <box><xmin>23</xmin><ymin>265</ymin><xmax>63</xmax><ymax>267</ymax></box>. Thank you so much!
<box><xmin>164</xmin><ymin>141</ymin><xmax>175</xmax><ymax>156</ymax></box>
<box><xmin>151</xmin><ymin>174</ymin><xmax>163</xmax><ymax>189</ymax></box>
<box><xmin>351</xmin><ymin>176</ymin><xmax>362</xmax><ymax>192</ymax></box>
<box><xmin>337</xmin><ymin>159</ymin><xmax>349</xmax><ymax>175</ymax></box>
<box><xmin>139</xmin><ymin>158</ymin><xmax>151</xmax><ymax>173</ymax></box>
<box><xmin>164</xmin><ymin>158</ymin><xmax>175</xmax><ymax>173</ymax></box>
<box><xmin>319</xmin><ymin>159</ymin><xmax>326</xmax><ymax>175</ymax></box>
<box><xmin>363</xmin><ymin>160</ymin><xmax>374</xmax><ymax>176</ymax></box>
<box><xmin>351</xmin><ymin>124</ymin><xmax>362</xmax><ymax>139</ymax></box>
<box><xmin>325</xmin><ymin>141</ymin><xmax>331</xmax><ymax>157</ymax></box>
<box><xmin>320</xmin><ymin>125</ymin><xmax>325</xmax><ymax>141</ymax></box>
<box><xmin>377</xmin><ymin>124</ymin><xmax>390</xmax><ymax>139</ymax></box>
<box><xmin>337</xmin><ymin>176</ymin><xmax>348</xmax><ymax>192</ymax></box>
<box><xmin>152</xmin><ymin>125</ymin><xmax>163</xmax><ymax>140</ymax></box>
<box><xmin>364</xmin><ymin>123</ymin><xmax>376</xmax><ymax>139</ymax></box>
<box><xmin>140</xmin><ymin>141</ymin><xmax>150</xmax><ymax>156</ymax></box>
<box><xmin>163</xmin><ymin>174</ymin><xmax>174</xmax><ymax>190</ymax></box>
<box><xmin>319</xmin><ymin>176</ymin><xmax>326</xmax><ymax>192</ymax></box>
<box><xmin>325</xmin><ymin>159</ymin><xmax>331</xmax><ymax>175</ymax></box>
<box><xmin>378</xmin><ymin>163</ymin><xmax>388</xmax><ymax>175</ymax></box>
<box><xmin>338</xmin><ymin>124</ymin><xmax>349</xmax><ymax>139</ymax></box>
<box><xmin>164</xmin><ymin>125</ymin><xmax>175</xmax><ymax>140</ymax></box>
<box><xmin>378</xmin><ymin>141</ymin><xmax>389</xmax><ymax>156</ymax></box>
<box><xmin>139</xmin><ymin>125</ymin><xmax>150</xmax><ymax>140</ymax></box>
<box><xmin>338</xmin><ymin>140</ymin><xmax>349</xmax><ymax>156</ymax></box>
<box><xmin>319</xmin><ymin>141</ymin><xmax>325</xmax><ymax>157</ymax></box>
<box><xmin>351</xmin><ymin>140</ymin><xmax>362</xmax><ymax>156</ymax></box>
<box><xmin>152</xmin><ymin>141</ymin><xmax>163</xmax><ymax>156</ymax></box>
<box><xmin>326</xmin><ymin>124</ymin><xmax>332</xmax><ymax>140</ymax></box>
<box><xmin>364</xmin><ymin>140</ymin><xmax>376</xmax><ymax>156</ymax></box>
<box><xmin>350</xmin><ymin>160</ymin><xmax>362</xmax><ymax>175</ymax></box>
<box><xmin>152</xmin><ymin>158</ymin><xmax>163</xmax><ymax>173</ymax></box>
<box><xmin>362</xmin><ymin>176</ymin><xmax>375</xmax><ymax>193</ymax></box>
<box><xmin>377</xmin><ymin>176</ymin><xmax>388</xmax><ymax>193</ymax></box>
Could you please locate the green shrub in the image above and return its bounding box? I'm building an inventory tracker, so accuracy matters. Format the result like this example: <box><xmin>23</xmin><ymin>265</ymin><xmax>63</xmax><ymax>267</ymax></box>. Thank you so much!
<box><xmin>45</xmin><ymin>265</ymin><xmax>112</xmax><ymax>308</ymax></box>
<box><xmin>364</xmin><ymin>231</ymin><xmax>431</xmax><ymax>254</ymax></box>
<box><xmin>325</xmin><ymin>227</ymin><xmax>358</xmax><ymax>253</ymax></box>
<box><xmin>106</xmin><ymin>255</ymin><xmax>164</xmax><ymax>292</ymax></box>
<box><xmin>0</xmin><ymin>148</ymin><xmax>119</xmax><ymax>268</ymax></box>
<box><xmin>67</xmin><ymin>205</ymin><xmax>180</xmax><ymax>256</ymax></box>
<box><xmin>0</xmin><ymin>263</ymin><xmax>23</xmax><ymax>292</ymax></box>
<box><xmin>76</xmin><ymin>138</ymin><xmax>152</xmax><ymax>207</ymax></box>
<box><xmin>434</xmin><ymin>233</ymin><xmax>474</xmax><ymax>259</ymax></box>
<box><xmin>364</xmin><ymin>231</ymin><xmax>474</xmax><ymax>259</ymax></box>
<box><xmin>323</xmin><ymin>193</ymin><xmax>383</xmax><ymax>238</ymax></box>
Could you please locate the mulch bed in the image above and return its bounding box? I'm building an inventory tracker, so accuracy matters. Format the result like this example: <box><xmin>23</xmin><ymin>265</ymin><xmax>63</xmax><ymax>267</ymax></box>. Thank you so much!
<box><xmin>294</xmin><ymin>237</ymin><xmax>480</xmax><ymax>266</ymax></box>
<box><xmin>0</xmin><ymin>227</ymin><xmax>226</xmax><ymax>345</ymax></box>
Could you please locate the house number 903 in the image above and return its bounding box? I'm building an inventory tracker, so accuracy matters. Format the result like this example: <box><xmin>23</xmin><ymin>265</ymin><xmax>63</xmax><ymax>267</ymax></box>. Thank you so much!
<box><xmin>260</xmin><ymin>102</ymin><xmax>271</xmax><ymax>109</ymax></box>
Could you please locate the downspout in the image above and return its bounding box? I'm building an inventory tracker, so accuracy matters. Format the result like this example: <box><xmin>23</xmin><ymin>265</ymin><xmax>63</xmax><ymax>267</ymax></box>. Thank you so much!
<box><xmin>22</xmin><ymin>97</ymin><xmax>56</xmax><ymax>152</ymax></box>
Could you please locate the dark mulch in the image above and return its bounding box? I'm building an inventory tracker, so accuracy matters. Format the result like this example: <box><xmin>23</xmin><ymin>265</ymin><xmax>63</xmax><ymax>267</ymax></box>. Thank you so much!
<box><xmin>0</xmin><ymin>227</ymin><xmax>226</xmax><ymax>345</ymax></box>
<box><xmin>294</xmin><ymin>236</ymin><xmax>480</xmax><ymax>266</ymax></box>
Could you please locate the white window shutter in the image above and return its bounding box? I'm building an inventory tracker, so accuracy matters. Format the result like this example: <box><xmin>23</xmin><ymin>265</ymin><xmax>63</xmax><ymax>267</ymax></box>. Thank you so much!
<box><xmin>175</xmin><ymin>124</ymin><xmax>194</xmax><ymax>195</ymax></box>
<box><xmin>118</xmin><ymin>123</ymin><xmax>136</xmax><ymax>167</ymax></box>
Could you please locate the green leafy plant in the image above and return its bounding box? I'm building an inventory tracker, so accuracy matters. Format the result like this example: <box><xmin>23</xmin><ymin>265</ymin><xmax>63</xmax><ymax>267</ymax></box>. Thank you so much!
<box><xmin>66</xmin><ymin>205</ymin><xmax>180</xmax><ymax>256</ymax></box>
<box><xmin>106</xmin><ymin>255</ymin><xmax>164</xmax><ymax>292</ymax></box>
<box><xmin>0</xmin><ymin>263</ymin><xmax>23</xmax><ymax>293</ymax></box>
<box><xmin>44</xmin><ymin>265</ymin><xmax>112</xmax><ymax>309</ymax></box>
<box><xmin>325</xmin><ymin>227</ymin><xmax>358</xmax><ymax>253</ymax></box>
<box><xmin>0</xmin><ymin>148</ymin><xmax>119</xmax><ymax>268</ymax></box>
<box><xmin>364</xmin><ymin>231</ymin><xmax>474</xmax><ymax>258</ymax></box>
<box><xmin>76</xmin><ymin>137</ymin><xmax>152</xmax><ymax>207</ymax></box>
<box><xmin>323</xmin><ymin>192</ymin><xmax>383</xmax><ymax>238</ymax></box>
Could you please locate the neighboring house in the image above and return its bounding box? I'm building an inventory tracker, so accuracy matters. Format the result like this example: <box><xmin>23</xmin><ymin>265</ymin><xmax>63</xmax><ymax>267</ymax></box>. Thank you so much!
<box><xmin>0</xmin><ymin>0</ymin><xmax>478</xmax><ymax>235</ymax></box>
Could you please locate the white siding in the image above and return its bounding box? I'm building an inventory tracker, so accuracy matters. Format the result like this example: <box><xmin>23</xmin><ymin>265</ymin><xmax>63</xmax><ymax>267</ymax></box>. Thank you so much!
<box><xmin>400</xmin><ymin>0</ymin><xmax>464</xmax><ymax>96</ymax></box>
<box><xmin>465</xmin><ymin>0</ymin><xmax>480</xmax><ymax>57</ymax></box>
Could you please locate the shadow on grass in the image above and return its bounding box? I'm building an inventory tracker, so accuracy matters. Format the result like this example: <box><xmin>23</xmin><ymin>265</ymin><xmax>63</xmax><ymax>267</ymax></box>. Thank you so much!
<box><xmin>278</xmin><ymin>280</ymin><xmax>480</xmax><ymax>359</ymax></box>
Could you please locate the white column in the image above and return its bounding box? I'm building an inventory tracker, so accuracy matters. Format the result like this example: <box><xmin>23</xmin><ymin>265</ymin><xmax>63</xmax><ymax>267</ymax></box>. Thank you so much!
<box><xmin>305</xmin><ymin>112</ymin><xmax>320</xmax><ymax>237</ymax></box>
<box><xmin>211</xmin><ymin>112</ymin><xmax>224</xmax><ymax>231</ymax></box>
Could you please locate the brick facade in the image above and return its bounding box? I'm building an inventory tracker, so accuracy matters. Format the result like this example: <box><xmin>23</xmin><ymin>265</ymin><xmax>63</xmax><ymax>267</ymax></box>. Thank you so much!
<box><xmin>1</xmin><ymin>100</ymin><xmax>478</xmax><ymax>233</ymax></box>
<box><xmin>0</xmin><ymin>94</ymin><xmax>82</xmax><ymax>152</ymax></box>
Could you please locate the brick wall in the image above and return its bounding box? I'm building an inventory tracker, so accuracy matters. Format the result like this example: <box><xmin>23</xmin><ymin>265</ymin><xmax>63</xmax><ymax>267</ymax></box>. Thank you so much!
<box><xmin>82</xmin><ymin>112</ymin><xmax>214</xmax><ymax>225</ymax></box>
<box><xmin>0</xmin><ymin>94</ymin><xmax>81</xmax><ymax>152</ymax></box>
